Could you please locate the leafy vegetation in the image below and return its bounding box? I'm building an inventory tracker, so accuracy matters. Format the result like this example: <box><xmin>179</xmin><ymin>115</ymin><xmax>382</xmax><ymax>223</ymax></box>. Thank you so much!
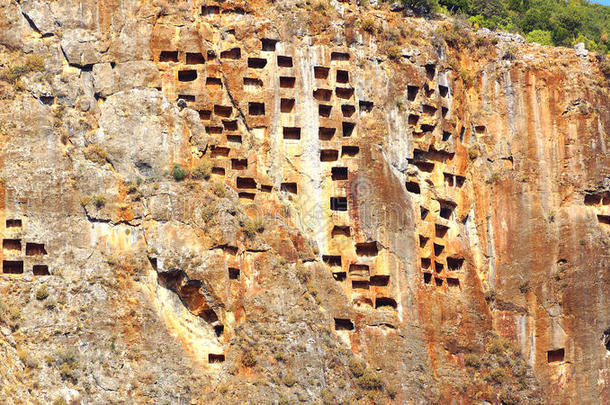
<box><xmin>83</xmin><ymin>144</ymin><xmax>108</xmax><ymax>165</ymax></box>
<box><xmin>172</xmin><ymin>164</ymin><xmax>188</xmax><ymax>181</ymax></box>
<box><xmin>0</xmin><ymin>54</ymin><xmax>45</xmax><ymax>85</ymax></box>
<box><xmin>411</xmin><ymin>0</ymin><xmax>610</xmax><ymax>53</ymax></box>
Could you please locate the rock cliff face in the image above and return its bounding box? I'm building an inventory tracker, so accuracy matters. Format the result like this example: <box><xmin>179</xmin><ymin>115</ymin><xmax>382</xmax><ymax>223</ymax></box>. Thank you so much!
<box><xmin>0</xmin><ymin>0</ymin><xmax>609</xmax><ymax>404</ymax></box>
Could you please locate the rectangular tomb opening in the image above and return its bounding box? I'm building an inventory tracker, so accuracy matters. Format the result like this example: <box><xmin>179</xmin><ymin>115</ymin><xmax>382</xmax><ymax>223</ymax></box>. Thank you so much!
<box><xmin>261</xmin><ymin>38</ymin><xmax>278</xmax><ymax>51</ymax></box>
<box><xmin>279</xmin><ymin>76</ymin><xmax>295</xmax><ymax>88</ymax></box>
<box><xmin>336</xmin><ymin>70</ymin><xmax>349</xmax><ymax>83</ymax></box>
<box><xmin>178</xmin><ymin>70</ymin><xmax>197</xmax><ymax>82</ymax></box>
<box><xmin>319</xmin><ymin>104</ymin><xmax>332</xmax><ymax>117</ymax></box>
<box><xmin>314</xmin><ymin>88</ymin><xmax>332</xmax><ymax>102</ymax></box>
<box><xmin>352</xmin><ymin>280</ymin><xmax>370</xmax><ymax>290</ymax></box>
<box><xmin>331</xmin><ymin>52</ymin><xmax>350</xmax><ymax>61</ymax></box>
<box><xmin>342</xmin><ymin>122</ymin><xmax>355</xmax><ymax>137</ymax></box>
<box><xmin>330</xmin><ymin>197</ymin><xmax>348</xmax><ymax>211</ymax></box>
<box><xmin>320</xmin><ymin>149</ymin><xmax>339</xmax><ymax>162</ymax></box>
<box><xmin>322</xmin><ymin>255</ymin><xmax>342</xmax><ymax>267</ymax></box>
<box><xmin>341</xmin><ymin>105</ymin><xmax>355</xmax><ymax>117</ymax></box>
<box><xmin>334</xmin><ymin>318</ymin><xmax>354</xmax><ymax>330</ymax></box>
<box><xmin>248</xmin><ymin>102</ymin><xmax>265</xmax><ymax>116</ymax></box>
<box><xmin>228</xmin><ymin>267</ymin><xmax>240</xmax><ymax>279</ymax></box>
<box><xmin>220</xmin><ymin>48</ymin><xmax>241</xmax><ymax>60</ymax></box>
<box><xmin>375</xmin><ymin>297</ymin><xmax>397</xmax><ymax>309</ymax></box>
<box><xmin>214</xmin><ymin>105</ymin><xmax>232</xmax><ymax>117</ymax></box>
<box><xmin>280</xmin><ymin>98</ymin><xmax>295</xmax><ymax>113</ymax></box>
<box><xmin>314</xmin><ymin>66</ymin><xmax>330</xmax><ymax>79</ymax></box>
<box><xmin>336</xmin><ymin>87</ymin><xmax>354</xmax><ymax>99</ymax></box>
<box><xmin>231</xmin><ymin>158</ymin><xmax>248</xmax><ymax>170</ymax></box>
<box><xmin>547</xmin><ymin>348</ymin><xmax>565</xmax><ymax>363</ymax></box>
<box><xmin>447</xmin><ymin>257</ymin><xmax>464</xmax><ymax>271</ymax></box>
<box><xmin>355</xmin><ymin>242</ymin><xmax>378</xmax><ymax>257</ymax></box>
<box><xmin>159</xmin><ymin>50</ymin><xmax>179</xmax><ymax>62</ymax></box>
<box><xmin>370</xmin><ymin>275</ymin><xmax>390</xmax><ymax>286</ymax></box>
<box><xmin>236</xmin><ymin>177</ymin><xmax>257</xmax><ymax>189</ymax></box>
<box><xmin>208</xmin><ymin>353</ymin><xmax>225</xmax><ymax>363</ymax></box>
<box><xmin>341</xmin><ymin>146</ymin><xmax>359</xmax><ymax>157</ymax></box>
<box><xmin>26</xmin><ymin>243</ymin><xmax>47</xmax><ymax>256</ymax></box>
<box><xmin>277</xmin><ymin>56</ymin><xmax>293</xmax><ymax>67</ymax></box>
<box><xmin>33</xmin><ymin>265</ymin><xmax>50</xmax><ymax>276</ymax></box>
<box><xmin>3</xmin><ymin>239</ymin><xmax>21</xmax><ymax>253</ymax></box>
<box><xmin>247</xmin><ymin>57</ymin><xmax>267</xmax><ymax>68</ymax></box>
<box><xmin>186</xmin><ymin>52</ymin><xmax>205</xmax><ymax>64</ymax></box>
<box><xmin>6</xmin><ymin>219</ymin><xmax>22</xmax><ymax>229</ymax></box>
<box><xmin>319</xmin><ymin>127</ymin><xmax>336</xmax><ymax>141</ymax></box>
<box><xmin>283</xmin><ymin>127</ymin><xmax>301</xmax><ymax>140</ymax></box>
<box><xmin>331</xmin><ymin>167</ymin><xmax>348</xmax><ymax>180</ymax></box>
<box><xmin>2</xmin><ymin>260</ymin><xmax>23</xmax><ymax>274</ymax></box>
<box><xmin>407</xmin><ymin>85</ymin><xmax>419</xmax><ymax>101</ymax></box>
<box><xmin>332</xmin><ymin>226</ymin><xmax>350</xmax><ymax>237</ymax></box>
<box><xmin>281</xmin><ymin>182</ymin><xmax>298</xmax><ymax>194</ymax></box>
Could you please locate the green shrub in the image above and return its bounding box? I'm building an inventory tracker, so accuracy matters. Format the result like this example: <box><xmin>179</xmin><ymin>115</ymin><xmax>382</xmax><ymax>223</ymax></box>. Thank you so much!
<box><xmin>312</xmin><ymin>0</ymin><xmax>329</xmax><ymax>12</ymax></box>
<box><xmin>242</xmin><ymin>351</ymin><xmax>257</xmax><ymax>367</ymax></box>
<box><xmin>349</xmin><ymin>358</ymin><xmax>366</xmax><ymax>377</ymax></box>
<box><xmin>296</xmin><ymin>266</ymin><xmax>309</xmax><ymax>284</ymax></box>
<box><xmin>518</xmin><ymin>281</ymin><xmax>530</xmax><ymax>293</ymax></box>
<box><xmin>200</xmin><ymin>205</ymin><xmax>218</xmax><ymax>223</ymax></box>
<box><xmin>52</xmin><ymin>397</ymin><xmax>67</xmax><ymax>405</ymax></box>
<box><xmin>403</xmin><ymin>0</ymin><xmax>438</xmax><ymax>14</ymax></box>
<box><xmin>361</xmin><ymin>17</ymin><xmax>376</xmax><ymax>33</ymax></box>
<box><xmin>243</xmin><ymin>217</ymin><xmax>264</xmax><ymax>239</ymax></box>
<box><xmin>387</xmin><ymin>45</ymin><xmax>402</xmax><ymax>59</ymax></box>
<box><xmin>488</xmin><ymin>367</ymin><xmax>507</xmax><ymax>384</ymax></box>
<box><xmin>127</xmin><ymin>183</ymin><xmax>142</xmax><ymax>201</ymax></box>
<box><xmin>92</xmin><ymin>194</ymin><xmax>106</xmax><ymax>208</ymax></box>
<box><xmin>56</xmin><ymin>348</ymin><xmax>77</xmax><ymax>366</ymax></box>
<box><xmin>464</xmin><ymin>353</ymin><xmax>481</xmax><ymax>368</ymax></box>
<box><xmin>0</xmin><ymin>54</ymin><xmax>45</xmax><ymax>84</ymax></box>
<box><xmin>357</xmin><ymin>369</ymin><xmax>383</xmax><ymax>390</ymax></box>
<box><xmin>83</xmin><ymin>144</ymin><xmax>108</xmax><ymax>165</ymax></box>
<box><xmin>212</xmin><ymin>181</ymin><xmax>226</xmax><ymax>198</ymax></box>
<box><xmin>499</xmin><ymin>390</ymin><xmax>518</xmax><ymax>405</ymax></box>
<box><xmin>600</xmin><ymin>58</ymin><xmax>610</xmax><ymax>77</ymax></box>
<box><xmin>525</xmin><ymin>29</ymin><xmax>553</xmax><ymax>46</ymax></box>
<box><xmin>35</xmin><ymin>286</ymin><xmax>49</xmax><ymax>300</ymax></box>
<box><xmin>192</xmin><ymin>161</ymin><xmax>211</xmax><ymax>180</ymax></box>
<box><xmin>486</xmin><ymin>338</ymin><xmax>505</xmax><ymax>355</ymax></box>
<box><xmin>503</xmin><ymin>45</ymin><xmax>518</xmax><ymax>60</ymax></box>
<box><xmin>172</xmin><ymin>164</ymin><xmax>188</xmax><ymax>181</ymax></box>
<box><xmin>386</xmin><ymin>383</ymin><xmax>399</xmax><ymax>399</ymax></box>
<box><xmin>283</xmin><ymin>372</ymin><xmax>296</xmax><ymax>387</ymax></box>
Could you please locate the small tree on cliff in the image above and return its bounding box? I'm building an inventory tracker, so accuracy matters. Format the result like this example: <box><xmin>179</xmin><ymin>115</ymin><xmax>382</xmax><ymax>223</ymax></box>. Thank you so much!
<box><xmin>402</xmin><ymin>0</ymin><xmax>439</xmax><ymax>14</ymax></box>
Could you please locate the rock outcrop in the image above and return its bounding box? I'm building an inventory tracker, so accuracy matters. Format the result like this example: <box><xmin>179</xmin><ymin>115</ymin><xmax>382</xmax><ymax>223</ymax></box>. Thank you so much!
<box><xmin>0</xmin><ymin>0</ymin><xmax>608</xmax><ymax>404</ymax></box>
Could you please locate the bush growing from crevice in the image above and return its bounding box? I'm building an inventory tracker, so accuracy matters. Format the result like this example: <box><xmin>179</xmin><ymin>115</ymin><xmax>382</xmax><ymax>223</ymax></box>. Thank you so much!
<box><xmin>192</xmin><ymin>161</ymin><xmax>211</xmax><ymax>180</ymax></box>
<box><xmin>349</xmin><ymin>358</ymin><xmax>366</xmax><ymax>377</ymax></box>
<box><xmin>83</xmin><ymin>144</ymin><xmax>108</xmax><ymax>165</ymax></box>
<box><xmin>357</xmin><ymin>368</ymin><xmax>383</xmax><ymax>390</ymax></box>
<box><xmin>242</xmin><ymin>351</ymin><xmax>257</xmax><ymax>367</ymax></box>
<box><xmin>92</xmin><ymin>194</ymin><xmax>106</xmax><ymax>208</ymax></box>
<box><xmin>0</xmin><ymin>54</ymin><xmax>45</xmax><ymax>85</ymax></box>
<box><xmin>243</xmin><ymin>217</ymin><xmax>265</xmax><ymax>238</ymax></box>
<box><xmin>465</xmin><ymin>353</ymin><xmax>481</xmax><ymax>368</ymax></box>
<box><xmin>172</xmin><ymin>164</ymin><xmax>188</xmax><ymax>181</ymax></box>
<box><xmin>35</xmin><ymin>286</ymin><xmax>49</xmax><ymax>300</ymax></box>
<box><xmin>212</xmin><ymin>181</ymin><xmax>226</xmax><ymax>198</ymax></box>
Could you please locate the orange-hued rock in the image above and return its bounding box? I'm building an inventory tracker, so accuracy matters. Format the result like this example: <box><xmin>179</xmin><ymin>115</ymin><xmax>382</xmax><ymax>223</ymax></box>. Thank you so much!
<box><xmin>0</xmin><ymin>0</ymin><xmax>608</xmax><ymax>403</ymax></box>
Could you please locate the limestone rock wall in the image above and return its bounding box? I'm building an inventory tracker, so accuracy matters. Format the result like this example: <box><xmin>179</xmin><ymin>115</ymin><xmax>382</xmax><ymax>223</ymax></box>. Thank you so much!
<box><xmin>0</xmin><ymin>0</ymin><xmax>608</xmax><ymax>404</ymax></box>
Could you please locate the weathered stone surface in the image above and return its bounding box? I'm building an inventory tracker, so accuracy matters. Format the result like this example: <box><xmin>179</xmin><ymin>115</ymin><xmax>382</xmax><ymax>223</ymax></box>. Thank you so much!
<box><xmin>0</xmin><ymin>1</ymin><xmax>608</xmax><ymax>404</ymax></box>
